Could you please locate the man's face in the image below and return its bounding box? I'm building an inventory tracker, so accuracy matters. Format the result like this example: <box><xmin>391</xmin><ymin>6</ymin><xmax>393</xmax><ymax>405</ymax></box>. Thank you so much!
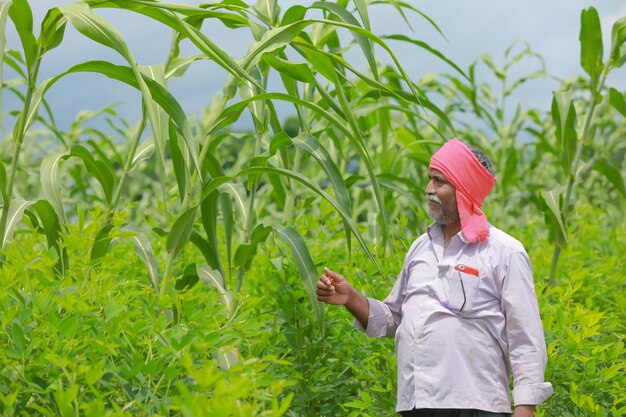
<box><xmin>425</xmin><ymin>169</ymin><xmax>459</xmax><ymax>225</ymax></box>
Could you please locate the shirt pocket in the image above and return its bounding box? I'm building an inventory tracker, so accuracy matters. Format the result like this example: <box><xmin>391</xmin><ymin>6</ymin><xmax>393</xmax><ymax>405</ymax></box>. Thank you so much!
<box><xmin>432</xmin><ymin>263</ymin><xmax>481</xmax><ymax>313</ymax></box>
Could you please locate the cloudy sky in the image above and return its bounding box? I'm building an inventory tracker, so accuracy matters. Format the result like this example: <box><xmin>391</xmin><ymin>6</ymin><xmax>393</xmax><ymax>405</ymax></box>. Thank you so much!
<box><xmin>4</xmin><ymin>0</ymin><xmax>626</xmax><ymax>132</ymax></box>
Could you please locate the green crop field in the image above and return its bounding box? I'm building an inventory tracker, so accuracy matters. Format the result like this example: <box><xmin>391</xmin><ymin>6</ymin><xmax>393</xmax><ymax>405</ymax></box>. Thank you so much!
<box><xmin>0</xmin><ymin>1</ymin><xmax>624</xmax><ymax>416</ymax></box>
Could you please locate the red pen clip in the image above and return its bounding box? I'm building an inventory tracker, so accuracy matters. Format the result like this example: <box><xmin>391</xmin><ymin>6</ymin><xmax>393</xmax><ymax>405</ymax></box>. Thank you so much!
<box><xmin>454</xmin><ymin>263</ymin><xmax>479</xmax><ymax>277</ymax></box>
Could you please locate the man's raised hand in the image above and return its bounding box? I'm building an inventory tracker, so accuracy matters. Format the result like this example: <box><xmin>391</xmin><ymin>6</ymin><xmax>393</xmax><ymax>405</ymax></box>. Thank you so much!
<box><xmin>316</xmin><ymin>267</ymin><xmax>351</xmax><ymax>305</ymax></box>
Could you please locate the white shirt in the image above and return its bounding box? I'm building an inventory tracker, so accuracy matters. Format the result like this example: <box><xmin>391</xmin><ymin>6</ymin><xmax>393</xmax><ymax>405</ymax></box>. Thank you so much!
<box><xmin>355</xmin><ymin>223</ymin><xmax>553</xmax><ymax>413</ymax></box>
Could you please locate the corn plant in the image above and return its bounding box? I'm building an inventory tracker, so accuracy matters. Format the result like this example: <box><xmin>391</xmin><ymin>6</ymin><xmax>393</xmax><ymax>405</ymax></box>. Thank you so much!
<box><xmin>541</xmin><ymin>8</ymin><xmax>626</xmax><ymax>286</ymax></box>
<box><xmin>0</xmin><ymin>0</ymin><xmax>463</xmax><ymax>328</ymax></box>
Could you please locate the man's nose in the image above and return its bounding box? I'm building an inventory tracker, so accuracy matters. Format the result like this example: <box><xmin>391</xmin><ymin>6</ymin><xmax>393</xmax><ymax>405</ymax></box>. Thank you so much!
<box><xmin>425</xmin><ymin>179</ymin><xmax>435</xmax><ymax>194</ymax></box>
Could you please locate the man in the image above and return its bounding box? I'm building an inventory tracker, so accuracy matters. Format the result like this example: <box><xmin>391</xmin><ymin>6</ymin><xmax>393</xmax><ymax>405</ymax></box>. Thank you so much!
<box><xmin>316</xmin><ymin>139</ymin><xmax>553</xmax><ymax>417</ymax></box>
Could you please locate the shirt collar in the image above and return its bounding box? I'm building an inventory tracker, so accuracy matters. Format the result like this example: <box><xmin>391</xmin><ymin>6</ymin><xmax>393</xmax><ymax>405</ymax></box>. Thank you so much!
<box><xmin>426</xmin><ymin>222</ymin><xmax>470</xmax><ymax>243</ymax></box>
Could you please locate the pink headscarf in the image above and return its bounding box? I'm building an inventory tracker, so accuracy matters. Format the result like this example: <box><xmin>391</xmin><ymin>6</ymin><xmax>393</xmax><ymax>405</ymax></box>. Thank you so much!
<box><xmin>429</xmin><ymin>139</ymin><xmax>496</xmax><ymax>243</ymax></box>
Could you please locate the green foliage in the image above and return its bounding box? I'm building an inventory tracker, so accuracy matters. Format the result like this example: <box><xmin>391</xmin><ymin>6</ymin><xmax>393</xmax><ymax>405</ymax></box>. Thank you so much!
<box><xmin>0</xmin><ymin>214</ymin><xmax>293</xmax><ymax>416</ymax></box>
<box><xmin>0</xmin><ymin>1</ymin><xmax>624</xmax><ymax>415</ymax></box>
<box><xmin>529</xmin><ymin>204</ymin><xmax>626</xmax><ymax>417</ymax></box>
<box><xmin>2</xmin><ymin>201</ymin><xmax>621</xmax><ymax>415</ymax></box>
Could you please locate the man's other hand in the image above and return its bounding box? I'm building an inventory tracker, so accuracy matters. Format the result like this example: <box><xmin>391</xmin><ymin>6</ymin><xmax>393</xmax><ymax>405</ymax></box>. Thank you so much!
<box><xmin>316</xmin><ymin>267</ymin><xmax>351</xmax><ymax>305</ymax></box>
<box><xmin>513</xmin><ymin>405</ymin><xmax>535</xmax><ymax>417</ymax></box>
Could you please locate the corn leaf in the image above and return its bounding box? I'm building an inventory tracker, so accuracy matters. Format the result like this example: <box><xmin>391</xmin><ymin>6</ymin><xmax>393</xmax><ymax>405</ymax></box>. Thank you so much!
<box><xmin>579</xmin><ymin>7</ymin><xmax>604</xmax><ymax>90</ymax></box>
<box><xmin>354</xmin><ymin>0</ymin><xmax>370</xmax><ymax>30</ymax></box>
<box><xmin>371</xmin><ymin>0</ymin><xmax>446</xmax><ymax>38</ymax></box>
<box><xmin>169</xmin><ymin>123</ymin><xmax>188</xmax><ymax>204</ymax></box>
<box><xmin>551</xmin><ymin>91</ymin><xmax>577</xmax><ymax>177</ymax></box>
<box><xmin>29</xmin><ymin>199</ymin><xmax>67</xmax><ymax>275</ymax></box>
<box><xmin>174</xmin><ymin>263</ymin><xmax>200</xmax><ymax>294</ymax></box>
<box><xmin>131</xmin><ymin>231</ymin><xmax>161</xmax><ymax>292</ymax></box>
<box><xmin>141</xmin><ymin>64</ymin><xmax>169</xmax><ymax>191</ymax></box>
<box><xmin>200</xmin><ymin>153</ymin><xmax>234</xmax><ymax>276</ymax></box>
<box><xmin>234</xmin><ymin>224</ymin><xmax>272</xmax><ymax>271</ymax></box>
<box><xmin>212</xmin><ymin>92</ymin><xmax>355</xmax><ymax>158</ymax></box>
<box><xmin>69</xmin><ymin>145</ymin><xmax>116</xmax><ymax>204</ymax></box>
<box><xmin>172</xmin><ymin>12</ymin><xmax>260</xmax><ymax>89</ymax></box>
<box><xmin>254</xmin><ymin>0</ymin><xmax>280</xmax><ymax>26</ymax></box>
<box><xmin>242</xmin><ymin>20</ymin><xmax>312</xmax><ymax>72</ymax></box>
<box><xmin>592</xmin><ymin>158</ymin><xmax>626</xmax><ymax>198</ymax></box>
<box><xmin>215</xmin><ymin>347</ymin><xmax>240</xmax><ymax>371</ymax></box>
<box><xmin>8</xmin><ymin>0</ymin><xmax>36</xmax><ymax>72</ymax></box>
<box><xmin>91</xmin><ymin>221</ymin><xmax>114</xmax><ymax>261</ymax></box>
<box><xmin>360</xmin><ymin>88</ymin><xmax>455</xmax><ymax>137</ymax></box>
<box><xmin>197</xmin><ymin>264</ymin><xmax>232</xmax><ymax>313</ymax></box>
<box><xmin>200</xmin><ymin>176</ymin><xmax>235</xmax><ymax>201</ymax></box>
<box><xmin>262</xmin><ymin>53</ymin><xmax>315</xmax><ymax>83</ymax></box>
<box><xmin>610</xmin><ymin>16</ymin><xmax>626</xmax><ymax>68</ymax></box>
<box><xmin>383</xmin><ymin>34</ymin><xmax>468</xmax><ymax>80</ymax></box>
<box><xmin>501</xmin><ymin>145</ymin><xmax>519</xmax><ymax>189</ymax></box>
<box><xmin>294</xmin><ymin>41</ymin><xmax>411</xmax><ymax>109</ymax></box>
<box><xmin>165</xmin><ymin>54</ymin><xmax>205</xmax><ymax>79</ymax></box>
<box><xmin>2</xmin><ymin>198</ymin><xmax>32</xmax><ymax>249</ymax></box>
<box><xmin>39</xmin><ymin>7</ymin><xmax>67</xmax><ymax>54</ymax></box>
<box><xmin>609</xmin><ymin>88</ymin><xmax>626</xmax><ymax>117</ymax></box>
<box><xmin>292</xmin><ymin>132</ymin><xmax>353</xmax><ymax>251</ymax></box>
<box><xmin>311</xmin><ymin>2</ymin><xmax>378</xmax><ymax>80</ymax></box>
<box><xmin>293</xmin><ymin>40</ymin><xmax>337</xmax><ymax>82</ymax></box>
<box><xmin>130</xmin><ymin>138</ymin><xmax>155</xmax><ymax>170</ymax></box>
<box><xmin>276</xmin><ymin>226</ymin><xmax>324</xmax><ymax>324</ymax></box>
<box><xmin>281</xmin><ymin>3</ymin><xmax>307</xmax><ymax>25</ymax></box>
<box><xmin>166</xmin><ymin>205</ymin><xmax>198</xmax><ymax>258</ymax></box>
<box><xmin>40</xmin><ymin>152</ymin><xmax>66</xmax><ymax>225</ymax></box>
<box><xmin>13</xmin><ymin>76</ymin><xmax>53</xmax><ymax>139</ymax></box>
<box><xmin>62</xmin><ymin>2</ymin><xmax>132</xmax><ymax>62</ymax></box>
<box><xmin>189</xmin><ymin>232</ymin><xmax>223</xmax><ymax>277</ymax></box>
<box><xmin>540</xmin><ymin>187</ymin><xmax>567</xmax><ymax>242</ymax></box>
<box><xmin>220</xmin><ymin>192</ymin><xmax>234</xmax><ymax>279</ymax></box>
<box><xmin>199</xmin><ymin>191</ymin><xmax>223</xmax><ymax>277</ymax></box>
<box><xmin>218</xmin><ymin>183</ymin><xmax>248</xmax><ymax>227</ymax></box>
<box><xmin>293</xmin><ymin>133</ymin><xmax>351</xmax><ymax>215</ymax></box>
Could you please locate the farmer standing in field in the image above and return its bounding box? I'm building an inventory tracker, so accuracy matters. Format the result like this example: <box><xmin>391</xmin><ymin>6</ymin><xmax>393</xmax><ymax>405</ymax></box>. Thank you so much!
<box><xmin>316</xmin><ymin>139</ymin><xmax>553</xmax><ymax>417</ymax></box>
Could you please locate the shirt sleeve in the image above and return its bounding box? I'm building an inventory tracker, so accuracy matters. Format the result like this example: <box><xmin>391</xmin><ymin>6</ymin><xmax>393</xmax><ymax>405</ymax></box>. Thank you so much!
<box><xmin>353</xmin><ymin>264</ymin><xmax>406</xmax><ymax>338</ymax></box>
<box><xmin>501</xmin><ymin>250</ymin><xmax>554</xmax><ymax>406</ymax></box>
